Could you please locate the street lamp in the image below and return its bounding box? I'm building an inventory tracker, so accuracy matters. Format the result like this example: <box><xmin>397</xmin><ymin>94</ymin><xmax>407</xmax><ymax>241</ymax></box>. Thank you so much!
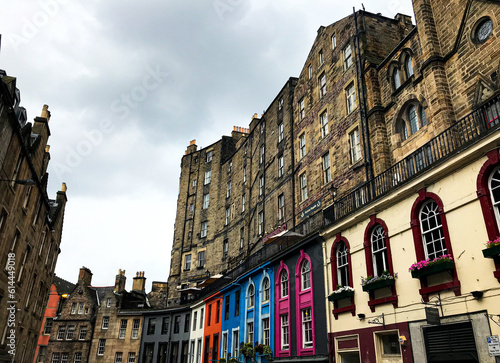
<box><xmin>0</xmin><ymin>179</ymin><xmax>35</xmax><ymax>186</ymax></box>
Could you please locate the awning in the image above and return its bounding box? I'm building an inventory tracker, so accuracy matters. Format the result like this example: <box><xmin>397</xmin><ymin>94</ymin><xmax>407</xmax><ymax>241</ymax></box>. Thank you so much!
<box><xmin>263</xmin><ymin>230</ymin><xmax>304</xmax><ymax>245</ymax></box>
<box><xmin>196</xmin><ymin>274</ymin><xmax>224</xmax><ymax>288</ymax></box>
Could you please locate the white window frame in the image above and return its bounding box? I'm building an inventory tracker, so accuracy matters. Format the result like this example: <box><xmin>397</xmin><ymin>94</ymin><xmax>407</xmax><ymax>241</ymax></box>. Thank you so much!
<box><xmin>262</xmin><ymin>317</ymin><xmax>270</xmax><ymax>346</ymax></box>
<box><xmin>262</xmin><ymin>277</ymin><xmax>270</xmax><ymax>302</ymax></box>
<box><xmin>299</xmin><ymin>133</ymin><xmax>306</xmax><ymax>158</ymax></box>
<box><xmin>206</xmin><ymin>151</ymin><xmax>213</xmax><ymax>163</ymax></box>
<box><xmin>281</xmin><ymin>314</ymin><xmax>289</xmax><ymax>350</ymax></box>
<box><xmin>278</xmin><ymin>194</ymin><xmax>285</xmax><ymax>221</ymax></box>
<box><xmin>302</xmin><ymin>309</ymin><xmax>313</xmax><ymax>349</ymax></box>
<box><xmin>259</xmin><ymin>175</ymin><xmax>264</xmax><ymax>196</ymax></box>
<box><xmin>300</xmin><ymin>173</ymin><xmax>307</xmax><ymax>201</ymax></box>
<box><xmin>280</xmin><ymin>271</ymin><xmax>289</xmax><ymax>298</ymax></box>
<box><xmin>102</xmin><ymin>316</ymin><xmax>110</xmax><ymax>329</ymax></box>
<box><xmin>185</xmin><ymin>254</ymin><xmax>192</xmax><ymax>271</ymax></box>
<box><xmin>320</xmin><ymin>110</ymin><xmax>328</xmax><ymax>137</ymax></box>
<box><xmin>420</xmin><ymin>200</ymin><xmax>447</xmax><ymax>260</ymax></box>
<box><xmin>203</xmin><ymin>193</ymin><xmax>209</xmax><ymax>209</ymax></box>
<box><xmin>119</xmin><ymin>320</ymin><xmax>127</xmax><ymax>339</ymax></box>
<box><xmin>227</xmin><ymin>181</ymin><xmax>231</xmax><ymax>198</ymax></box>
<box><xmin>247</xmin><ymin>284</ymin><xmax>255</xmax><ymax>309</ymax></box>
<box><xmin>346</xmin><ymin>83</ymin><xmax>356</xmax><ymax>114</ymax></box>
<box><xmin>343</xmin><ymin>44</ymin><xmax>352</xmax><ymax>70</ymax></box>
<box><xmin>278</xmin><ymin>122</ymin><xmax>284</xmax><ymax>142</ymax></box>
<box><xmin>132</xmin><ymin>319</ymin><xmax>140</xmax><ymax>339</ymax></box>
<box><xmin>322</xmin><ymin>153</ymin><xmax>331</xmax><ymax>184</ymax></box>
<box><xmin>332</xmin><ymin>34</ymin><xmax>336</xmax><ymax>49</ymax></box>
<box><xmin>319</xmin><ymin>49</ymin><xmax>324</xmax><ymax>65</ymax></box>
<box><xmin>319</xmin><ymin>73</ymin><xmax>326</xmax><ymax>98</ymax></box>
<box><xmin>308</xmin><ymin>64</ymin><xmax>312</xmax><ymax>79</ymax></box>
<box><xmin>278</xmin><ymin>155</ymin><xmax>284</xmax><ymax>178</ymax></box>
<box><xmin>258</xmin><ymin>212</ymin><xmax>264</xmax><ymax>236</ymax></box>
<box><xmin>371</xmin><ymin>225</ymin><xmax>388</xmax><ymax>276</ymax></box>
<box><xmin>301</xmin><ymin>259</ymin><xmax>311</xmax><ymax>290</ymax></box>
<box><xmin>200</xmin><ymin>222</ymin><xmax>208</xmax><ymax>238</ymax></box>
<box><xmin>299</xmin><ymin>98</ymin><xmax>305</xmax><ymax>120</ymax></box>
<box><xmin>115</xmin><ymin>352</ymin><xmax>123</xmax><ymax>363</ymax></box>
<box><xmin>198</xmin><ymin>251</ymin><xmax>206</xmax><ymax>268</ymax></box>
<box><xmin>97</xmin><ymin>339</ymin><xmax>106</xmax><ymax>356</ymax></box>
<box><xmin>204</xmin><ymin>170</ymin><xmax>211</xmax><ymax>185</ymax></box>
<box><xmin>349</xmin><ymin>127</ymin><xmax>361</xmax><ymax>164</ymax></box>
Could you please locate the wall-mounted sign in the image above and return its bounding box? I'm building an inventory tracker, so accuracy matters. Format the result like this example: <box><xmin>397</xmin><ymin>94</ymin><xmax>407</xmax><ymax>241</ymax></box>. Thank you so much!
<box><xmin>188</xmin><ymin>273</ymin><xmax>210</xmax><ymax>282</ymax></box>
<box><xmin>425</xmin><ymin>307</ymin><xmax>440</xmax><ymax>325</ymax></box>
<box><xmin>262</xmin><ymin>224</ymin><xmax>287</xmax><ymax>245</ymax></box>
<box><xmin>300</xmin><ymin>199</ymin><xmax>321</xmax><ymax>220</ymax></box>
<box><xmin>487</xmin><ymin>335</ymin><xmax>500</xmax><ymax>356</ymax></box>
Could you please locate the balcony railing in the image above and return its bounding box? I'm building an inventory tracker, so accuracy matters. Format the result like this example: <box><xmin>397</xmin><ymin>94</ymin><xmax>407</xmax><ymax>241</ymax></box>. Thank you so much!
<box><xmin>324</xmin><ymin>95</ymin><xmax>500</xmax><ymax>226</ymax></box>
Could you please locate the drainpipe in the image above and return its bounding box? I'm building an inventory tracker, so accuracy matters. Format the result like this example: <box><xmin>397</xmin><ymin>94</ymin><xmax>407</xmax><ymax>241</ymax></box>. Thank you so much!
<box><xmin>353</xmin><ymin>9</ymin><xmax>375</xmax><ymax>193</ymax></box>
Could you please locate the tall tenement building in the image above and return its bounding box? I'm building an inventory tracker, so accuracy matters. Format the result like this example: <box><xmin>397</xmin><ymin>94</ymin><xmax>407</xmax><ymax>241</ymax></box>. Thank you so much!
<box><xmin>167</xmin><ymin>79</ymin><xmax>297</xmax><ymax>304</ymax></box>
<box><xmin>0</xmin><ymin>71</ymin><xmax>68</xmax><ymax>362</ymax></box>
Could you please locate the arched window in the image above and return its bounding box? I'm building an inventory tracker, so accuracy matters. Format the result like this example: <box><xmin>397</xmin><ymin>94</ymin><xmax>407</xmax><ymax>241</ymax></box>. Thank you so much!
<box><xmin>410</xmin><ymin>190</ymin><xmax>460</xmax><ymax>301</ymax></box>
<box><xmin>336</xmin><ymin>243</ymin><xmax>349</xmax><ymax>287</ymax></box>
<box><xmin>420</xmin><ymin>200</ymin><xmax>447</xmax><ymax>260</ymax></box>
<box><xmin>262</xmin><ymin>277</ymin><xmax>270</xmax><ymax>302</ymax></box>
<box><xmin>393</xmin><ymin>68</ymin><xmax>401</xmax><ymax>89</ymax></box>
<box><xmin>371</xmin><ymin>225</ymin><xmax>388</xmax><ymax>276</ymax></box>
<box><xmin>247</xmin><ymin>284</ymin><xmax>255</xmax><ymax>309</ymax></box>
<box><xmin>397</xmin><ymin>102</ymin><xmax>428</xmax><ymax>141</ymax></box>
<box><xmin>405</xmin><ymin>55</ymin><xmax>413</xmax><ymax>78</ymax></box>
<box><xmin>301</xmin><ymin>260</ymin><xmax>311</xmax><ymax>290</ymax></box>
<box><xmin>363</xmin><ymin>216</ymin><xmax>398</xmax><ymax>311</ymax></box>
<box><xmin>280</xmin><ymin>271</ymin><xmax>289</xmax><ymax>298</ymax></box>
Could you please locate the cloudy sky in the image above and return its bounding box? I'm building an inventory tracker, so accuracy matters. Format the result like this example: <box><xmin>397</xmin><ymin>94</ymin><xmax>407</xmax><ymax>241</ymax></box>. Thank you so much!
<box><xmin>2</xmin><ymin>0</ymin><xmax>414</xmax><ymax>289</ymax></box>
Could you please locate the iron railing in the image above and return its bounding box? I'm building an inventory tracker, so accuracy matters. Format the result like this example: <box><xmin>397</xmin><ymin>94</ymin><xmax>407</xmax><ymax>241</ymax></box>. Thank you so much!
<box><xmin>324</xmin><ymin>96</ymin><xmax>500</xmax><ymax>225</ymax></box>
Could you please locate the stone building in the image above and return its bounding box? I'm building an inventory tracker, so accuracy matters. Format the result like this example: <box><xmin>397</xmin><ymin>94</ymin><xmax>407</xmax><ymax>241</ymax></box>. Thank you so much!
<box><xmin>34</xmin><ymin>276</ymin><xmax>75</xmax><ymax>363</ymax></box>
<box><xmin>89</xmin><ymin>271</ymin><xmax>150</xmax><ymax>363</ymax></box>
<box><xmin>0</xmin><ymin>71</ymin><xmax>68</xmax><ymax>363</ymax></box>
<box><xmin>167</xmin><ymin>79</ymin><xmax>298</xmax><ymax>304</ymax></box>
<box><xmin>45</xmin><ymin>267</ymin><xmax>112</xmax><ymax>363</ymax></box>
<box><xmin>165</xmin><ymin>0</ymin><xmax>500</xmax><ymax>361</ymax></box>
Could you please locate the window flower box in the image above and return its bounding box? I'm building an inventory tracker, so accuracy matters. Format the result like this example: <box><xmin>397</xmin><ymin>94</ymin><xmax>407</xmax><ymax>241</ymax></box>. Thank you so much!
<box><xmin>328</xmin><ymin>287</ymin><xmax>354</xmax><ymax>301</ymax></box>
<box><xmin>362</xmin><ymin>277</ymin><xmax>395</xmax><ymax>292</ymax></box>
<box><xmin>409</xmin><ymin>255</ymin><xmax>455</xmax><ymax>279</ymax></box>
<box><xmin>483</xmin><ymin>239</ymin><xmax>500</xmax><ymax>258</ymax></box>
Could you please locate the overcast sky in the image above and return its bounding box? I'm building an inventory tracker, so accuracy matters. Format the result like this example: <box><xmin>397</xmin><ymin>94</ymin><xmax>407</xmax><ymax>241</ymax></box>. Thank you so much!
<box><xmin>2</xmin><ymin>0</ymin><xmax>414</xmax><ymax>289</ymax></box>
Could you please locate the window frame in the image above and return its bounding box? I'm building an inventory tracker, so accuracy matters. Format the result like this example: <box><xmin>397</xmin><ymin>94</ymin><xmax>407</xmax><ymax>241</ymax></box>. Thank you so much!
<box><xmin>330</xmin><ymin>236</ymin><xmax>356</xmax><ymax>319</ymax></box>
<box><xmin>346</xmin><ymin>82</ymin><xmax>356</xmax><ymax>114</ymax></box>
<box><xmin>319</xmin><ymin>73</ymin><xmax>326</xmax><ymax>98</ymax></box>
<box><xmin>410</xmin><ymin>190</ymin><xmax>460</xmax><ymax>301</ymax></box>
<box><xmin>322</xmin><ymin>153</ymin><xmax>331</xmax><ymax>184</ymax></box>
<box><xmin>300</xmin><ymin>173</ymin><xmax>307</xmax><ymax>201</ymax></box>
<box><xmin>320</xmin><ymin>110</ymin><xmax>328</xmax><ymax>138</ymax></box>
<box><xmin>299</xmin><ymin>133</ymin><xmax>306</xmax><ymax>158</ymax></box>
<box><xmin>343</xmin><ymin>44</ymin><xmax>352</xmax><ymax>70</ymax></box>
<box><xmin>349</xmin><ymin>127</ymin><xmax>361</xmax><ymax>164</ymax></box>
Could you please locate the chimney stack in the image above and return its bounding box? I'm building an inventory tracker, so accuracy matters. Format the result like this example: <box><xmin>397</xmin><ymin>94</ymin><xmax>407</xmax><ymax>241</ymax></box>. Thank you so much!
<box><xmin>78</xmin><ymin>267</ymin><xmax>92</xmax><ymax>286</ymax></box>
<box><xmin>132</xmin><ymin>271</ymin><xmax>146</xmax><ymax>292</ymax></box>
<box><xmin>115</xmin><ymin>269</ymin><xmax>126</xmax><ymax>293</ymax></box>
<box><xmin>151</xmin><ymin>281</ymin><xmax>168</xmax><ymax>293</ymax></box>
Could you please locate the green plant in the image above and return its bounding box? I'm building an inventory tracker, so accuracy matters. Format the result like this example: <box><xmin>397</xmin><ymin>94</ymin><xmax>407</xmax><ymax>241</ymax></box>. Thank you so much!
<box><xmin>262</xmin><ymin>344</ymin><xmax>273</xmax><ymax>357</ymax></box>
<box><xmin>240</xmin><ymin>343</ymin><xmax>255</xmax><ymax>358</ymax></box>
<box><xmin>229</xmin><ymin>359</ymin><xmax>238</xmax><ymax>363</ymax></box>
<box><xmin>219</xmin><ymin>359</ymin><xmax>227</xmax><ymax>363</ymax></box>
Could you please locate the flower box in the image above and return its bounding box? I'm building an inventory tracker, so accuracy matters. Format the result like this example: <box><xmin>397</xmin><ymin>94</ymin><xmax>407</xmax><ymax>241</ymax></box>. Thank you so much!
<box><xmin>362</xmin><ymin>277</ymin><xmax>395</xmax><ymax>292</ymax></box>
<box><xmin>328</xmin><ymin>289</ymin><xmax>354</xmax><ymax>301</ymax></box>
<box><xmin>410</xmin><ymin>261</ymin><xmax>454</xmax><ymax>279</ymax></box>
<box><xmin>483</xmin><ymin>244</ymin><xmax>500</xmax><ymax>258</ymax></box>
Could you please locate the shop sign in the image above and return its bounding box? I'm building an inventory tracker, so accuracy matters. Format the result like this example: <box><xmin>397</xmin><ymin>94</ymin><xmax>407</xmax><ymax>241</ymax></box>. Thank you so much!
<box><xmin>425</xmin><ymin>307</ymin><xmax>440</xmax><ymax>325</ymax></box>
<box><xmin>188</xmin><ymin>273</ymin><xmax>210</xmax><ymax>282</ymax></box>
<box><xmin>300</xmin><ymin>199</ymin><xmax>321</xmax><ymax>220</ymax></box>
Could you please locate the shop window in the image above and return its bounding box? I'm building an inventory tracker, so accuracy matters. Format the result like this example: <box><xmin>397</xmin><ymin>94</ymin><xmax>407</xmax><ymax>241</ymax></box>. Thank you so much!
<box><xmin>276</xmin><ymin>261</ymin><xmax>291</xmax><ymax>357</ymax></box>
<box><xmin>295</xmin><ymin>251</ymin><xmax>315</xmax><ymax>355</ymax></box>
